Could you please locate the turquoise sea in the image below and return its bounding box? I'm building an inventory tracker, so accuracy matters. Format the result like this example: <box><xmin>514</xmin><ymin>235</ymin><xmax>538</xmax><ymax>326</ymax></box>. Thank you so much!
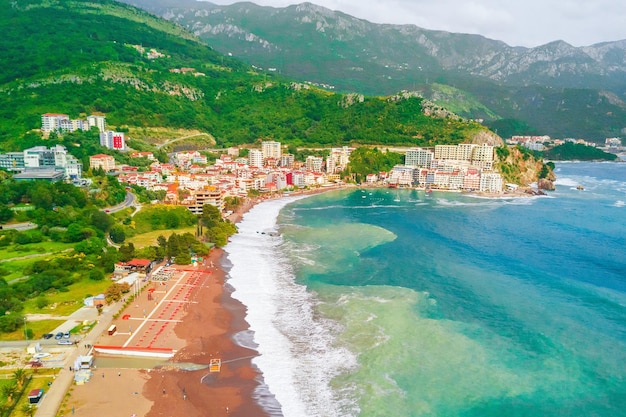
<box><xmin>225</xmin><ymin>162</ymin><xmax>626</xmax><ymax>417</ymax></box>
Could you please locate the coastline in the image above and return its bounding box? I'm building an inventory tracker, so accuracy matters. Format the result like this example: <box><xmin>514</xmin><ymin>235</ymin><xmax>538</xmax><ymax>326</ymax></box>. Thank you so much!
<box><xmin>63</xmin><ymin>185</ymin><xmax>345</xmax><ymax>417</ymax></box>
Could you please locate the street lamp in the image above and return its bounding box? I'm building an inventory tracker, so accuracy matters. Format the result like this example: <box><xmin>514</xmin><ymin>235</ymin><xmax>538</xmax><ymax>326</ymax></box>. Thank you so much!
<box><xmin>23</xmin><ymin>317</ymin><xmax>28</xmax><ymax>340</ymax></box>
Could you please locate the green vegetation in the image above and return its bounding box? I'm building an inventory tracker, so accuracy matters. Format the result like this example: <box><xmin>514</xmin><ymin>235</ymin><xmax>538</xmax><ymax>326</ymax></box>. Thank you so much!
<box><xmin>198</xmin><ymin>205</ymin><xmax>237</xmax><ymax>248</ymax></box>
<box><xmin>486</xmin><ymin>119</ymin><xmax>540</xmax><ymax>139</ymax></box>
<box><xmin>0</xmin><ymin>368</ymin><xmax>56</xmax><ymax>417</ymax></box>
<box><xmin>540</xmin><ymin>142</ymin><xmax>619</xmax><ymax>161</ymax></box>
<box><xmin>343</xmin><ymin>148</ymin><xmax>404</xmax><ymax>183</ymax></box>
<box><xmin>130</xmin><ymin>205</ymin><xmax>197</xmax><ymax>235</ymax></box>
<box><xmin>126</xmin><ymin>227</ymin><xmax>196</xmax><ymax>249</ymax></box>
<box><xmin>0</xmin><ymin>241</ymin><xmax>74</xmax><ymax>261</ymax></box>
<box><xmin>0</xmin><ymin>0</ymin><xmax>490</xmax><ymax>149</ymax></box>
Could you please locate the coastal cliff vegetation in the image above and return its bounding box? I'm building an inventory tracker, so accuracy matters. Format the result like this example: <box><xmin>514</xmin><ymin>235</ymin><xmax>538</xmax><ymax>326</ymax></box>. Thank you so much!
<box><xmin>540</xmin><ymin>142</ymin><xmax>619</xmax><ymax>161</ymax></box>
<box><xmin>496</xmin><ymin>145</ymin><xmax>556</xmax><ymax>189</ymax></box>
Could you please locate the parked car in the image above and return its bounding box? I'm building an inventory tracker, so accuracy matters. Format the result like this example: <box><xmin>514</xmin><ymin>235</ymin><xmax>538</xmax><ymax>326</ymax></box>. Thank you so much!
<box><xmin>63</xmin><ymin>332</ymin><xmax>70</xmax><ymax>339</ymax></box>
<box><xmin>58</xmin><ymin>339</ymin><xmax>73</xmax><ymax>345</ymax></box>
<box><xmin>54</xmin><ymin>332</ymin><xmax>63</xmax><ymax>340</ymax></box>
<box><xmin>42</xmin><ymin>333</ymin><xmax>53</xmax><ymax>339</ymax></box>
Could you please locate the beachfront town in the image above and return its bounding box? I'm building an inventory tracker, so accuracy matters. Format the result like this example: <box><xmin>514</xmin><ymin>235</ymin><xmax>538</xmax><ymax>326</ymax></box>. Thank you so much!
<box><xmin>0</xmin><ymin>113</ymin><xmax>622</xmax><ymax>216</ymax></box>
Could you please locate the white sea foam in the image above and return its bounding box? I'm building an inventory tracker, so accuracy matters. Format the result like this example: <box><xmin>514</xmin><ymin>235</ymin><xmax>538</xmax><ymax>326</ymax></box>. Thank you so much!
<box><xmin>225</xmin><ymin>197</ymin><xmax>358</xmax><ymax>417</ymax></box>
<box><xmin>555</xmin><ymin>177</ymin><xmax>580</xmax><ymax>187</ymax></box>
<box><xmin>433</xmin><ymin>196</ymin><xmax>539</xmax><ymax>209</ymax></box>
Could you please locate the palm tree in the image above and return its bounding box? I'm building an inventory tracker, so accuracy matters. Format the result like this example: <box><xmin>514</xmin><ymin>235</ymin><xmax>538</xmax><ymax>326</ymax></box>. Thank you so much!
<box><xmin>1</xmin><ymin>382</ymin><xmax>17</xmax><ymax>404</ymax></box>
<box><xmin>13</xmin><ymin>368</ymin><xmax>27</xmax><ymax>388</ymax></box>
<box><xmin>21</xmin><ymin>403</ymin><xmax>36</xmax><ymax>417</ymax></box>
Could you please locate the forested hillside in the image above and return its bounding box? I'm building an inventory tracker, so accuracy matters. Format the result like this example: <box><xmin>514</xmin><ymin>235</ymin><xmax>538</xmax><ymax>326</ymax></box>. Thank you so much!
<box><xmin>123</xmin><ymin>0</ymin><xmax>626</xmax><ymax>141</ymax></box>
<box><xmin>0</xmin><ymin>0</ymin><xmax>491</xmax><ymax>150</ymax></box>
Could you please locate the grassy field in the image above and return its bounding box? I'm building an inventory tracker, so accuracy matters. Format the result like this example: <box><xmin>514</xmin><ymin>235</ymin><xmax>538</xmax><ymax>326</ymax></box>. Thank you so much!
<box><xmin>1</xmin><ymin>258</ymin><xmax>38</xmax><ymax>283</ymax></box>
<box><xmin>0</xmin><ymin>370</ymin><xmax>57</xmax><ymax>417</ymax></box>
<box><xmin>126</xmin><ymin>226</ymin><xmax>196</xmax><ymax>248</ymax></box>
<box><xmin>1</xmin><ymin>276</ymin><xmax>110</xmax><ymax>342</ymax></box>
<box><xmin>22</xmin><ymin>279</ymin><xmax>111</xmax><ymax>316</ymax></box>
<box><xmin>1</xmin><ymin>320</ymin><xmax>66</xmax><ymax>342</ymax></box>
<box><xmin>126</xmin><ymin>127</ymin><xmax>212</xmax><ymax>145</ymax></box>
<box><xmin>0</xmin><ymin>241</ymin><xmax>74</xmax><ymax>261</ymax></box>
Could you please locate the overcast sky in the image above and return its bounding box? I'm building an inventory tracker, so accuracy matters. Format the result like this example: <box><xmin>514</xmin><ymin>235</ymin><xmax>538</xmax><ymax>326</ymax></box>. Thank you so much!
<box><xmin>206</xmin><ymin>0</ymin><xmax>626</xmax><ymax>47</ymax></box>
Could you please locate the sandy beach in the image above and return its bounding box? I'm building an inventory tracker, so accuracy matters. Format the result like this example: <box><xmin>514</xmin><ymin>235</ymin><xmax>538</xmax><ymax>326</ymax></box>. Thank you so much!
<box><xmin>64</xmin><ymin>247</ymin><xmax>268</xmax><ymax>417</ymax></box>
<box><xmin>63</xmin><ymin>185</ymin><xmax>346</xmax><ymax>417</ymax></box>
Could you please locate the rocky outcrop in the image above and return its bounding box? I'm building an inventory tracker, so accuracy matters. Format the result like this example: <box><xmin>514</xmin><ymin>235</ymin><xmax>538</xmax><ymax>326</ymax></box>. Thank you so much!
<box><xmin>470</xmin><ymin>130</ymin><xmax>503</xmax><ymax>147</ymax></box>
<box><xmin>497</xmin><ymin>146</ymin><xmax>555</xmax><ymax>189</ymax></box>
<box><xmin>538</xmin><ymin>178</ymin><xmax>556</xmax><ymax>191</ymax></box>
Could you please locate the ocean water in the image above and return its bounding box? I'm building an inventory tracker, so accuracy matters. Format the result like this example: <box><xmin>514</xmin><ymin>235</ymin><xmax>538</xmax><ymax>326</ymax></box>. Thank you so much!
<box><xmin>225</xmin><ymin>162</ymin><xmax>626</xmax><ymax>417</ymax></box>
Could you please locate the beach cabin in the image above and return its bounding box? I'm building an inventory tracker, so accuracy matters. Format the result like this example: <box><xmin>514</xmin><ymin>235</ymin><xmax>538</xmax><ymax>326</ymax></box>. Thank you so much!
<box><xmin>28</xmin><ymin>389</ymin><xmax>43</xmax><ymax>404</ymax></box>
<box><xmin>78</xmin><ymin>355</ymin><xmax>94</xmax><ymax>369</ymax></box>
<box><xmin>83</xmin><ymin>294</ymin><xmax>105</xmax><ymax>308</ymax></box>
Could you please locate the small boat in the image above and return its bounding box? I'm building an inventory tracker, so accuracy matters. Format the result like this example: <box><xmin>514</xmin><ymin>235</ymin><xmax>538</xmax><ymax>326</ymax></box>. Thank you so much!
<box><xmin>576</xmin><ymin>185</ymin><xmax>584</xmax><ymax>190</ymax></box>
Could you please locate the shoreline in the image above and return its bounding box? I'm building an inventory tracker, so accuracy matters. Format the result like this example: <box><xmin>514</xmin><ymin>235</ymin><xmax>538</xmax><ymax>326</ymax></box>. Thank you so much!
<box><xmin>59</xmin><ymin>182</ymin><xmax>536</xmax><ymax>417</ymax></box>
<box><xmin>63</xmin><ymin>185</ymin><xmax>345</xmax><ymax>417</ymax></box>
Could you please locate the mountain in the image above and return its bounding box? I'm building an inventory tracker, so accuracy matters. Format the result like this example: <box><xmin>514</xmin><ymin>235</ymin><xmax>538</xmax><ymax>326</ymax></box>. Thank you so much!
<box><xmin>120</xmin><ymin>0</ymin><xmax>626</xmax><ymax>141</ymax></box>
<box><xmin>0</xmin><ymin>0</ymin><xmax>494</xmax><ymax>150</ymax></box>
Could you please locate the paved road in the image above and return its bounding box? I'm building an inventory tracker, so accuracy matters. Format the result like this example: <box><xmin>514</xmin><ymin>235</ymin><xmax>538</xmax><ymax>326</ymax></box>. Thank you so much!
<box><xmin>103</xmin><ymin>191</ymin><xmax>138</xmax><ymax>214</ymax></box>
<box><xmin>34</xmin><ymin>300</ymin><xmax>123</xmax><ymax>417</ymax></box>
<box><xmin>0</xmin><ymin>222</ymin><xmax>38</xmax><ymax>231</ymax></box>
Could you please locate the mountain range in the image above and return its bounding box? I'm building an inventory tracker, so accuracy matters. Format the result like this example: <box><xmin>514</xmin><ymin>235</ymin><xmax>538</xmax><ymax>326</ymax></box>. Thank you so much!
<box><xmin>0</xmin><ymin>0</ymin><xmax>494</xmax><ymax>151</ymax></box>
<box><xmin>120</xmin><ymin>0</ymin><xmax>626</xmax><ymax>142</ymax></box>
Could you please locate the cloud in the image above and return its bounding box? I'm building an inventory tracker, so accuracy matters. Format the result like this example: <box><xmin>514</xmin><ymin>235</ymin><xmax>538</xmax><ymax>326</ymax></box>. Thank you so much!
<box><xmin>205</xmin><ymin>0</ymin><xmax>626</xmax><ymax>47</ymax></box>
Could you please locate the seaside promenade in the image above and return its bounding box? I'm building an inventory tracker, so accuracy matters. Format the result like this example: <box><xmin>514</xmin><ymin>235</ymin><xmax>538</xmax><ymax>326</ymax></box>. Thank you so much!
<box><xmin>34</xmin><ymin>299</ymin><xmax>124</xmax><ymax>417</ymax></box>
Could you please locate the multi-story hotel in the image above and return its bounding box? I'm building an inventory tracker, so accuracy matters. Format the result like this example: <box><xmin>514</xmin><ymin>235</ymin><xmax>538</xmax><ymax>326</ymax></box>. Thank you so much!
<box><xmin>479</xmin><ymin>172</ymin><xmax>503</xmax><ymax>192</ymax></box>
<box><xmin>262</xmin><ymin>140</ymin><xmax>282</xmax><ymax>160</ymax></box>
<box><xmin>405</xmin><ymin>147</ymin><xmax>434</xmax><ymax>168</ymax></box>
<box><xmin>280</xmin><ymin>154</ymin><xmax>295</xmax><ymax>168</ymax></box>
<box><xmin>183</xmin><ymin>187</ymin><xmax>225</xmax><ymax>215</ymax></box>
<box><xmin>305</xmin><ymin>156</ymin><xmax>324</xmax><ymax>173</ymax></box>
<box><xmin>248</xmin><ymin>149</ymin><xmax>263</xmax><ymax>168</ymax></box>
<box><xmin>327</xmin><ymin>146</ymin><xmax>353</xmax><ymax>173</ymax></box>
<box><xmin>41</xmin><ymin>113</ymin><xmax>106</xmax><ymax>134</ymax></box>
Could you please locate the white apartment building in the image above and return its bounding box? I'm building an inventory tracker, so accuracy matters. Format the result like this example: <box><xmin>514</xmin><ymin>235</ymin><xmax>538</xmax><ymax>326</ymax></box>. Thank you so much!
<box><xmin>280</xmin><ymin>154</ymin><xmax>295</xmax><ymax>168</ymax></box>
<box><xmin>434</xmin><ymin>145</ymin><xmax>458</xmax><ymax>160</ymax></box>
<box><xmin>305</xmin><ymin>156</ymin><xmax>324</xmax><ymax>173</ymax></box>
<box><xmin>405</xmin><ymin>147</ymin><xmax>434</xmax><ymax>168</ymax></box>
<box><xmin>471</xmin><ymin>144</ymin><xmax>495</xmax><ymax>168</ymax></box>
<box><xmin>389</xmin><ymin>165</ymin><xmax>415</xmax><ymax>186</ymax></box>
<box><xmin>262</xmin><ymin>141</ymin><xmax>282</xmax><ymax>160</ymax></box>
<box><xmin>327</xmin><ymin>146</ymin><xmax>353</xmax><ymax>173</ymax></box>
<box><xmin>87</xmin><ymin>115</ymin><xmax>106</xmax><ymax>132</ymax></box>
<box><xmin>41</xmin><ymin>113</ymin><xmax>106</xmax><ymax>134</ymax></box>
<box><xmin>100</xmin><ymin>131</ymin><xmax>126</xmax><ymax>150</ymax></box>
<box><xmin>41</xmin><ymin>114</ymin><xmax>69</xmax><ymax>132</ymax></box>
<box><xmin>449</xmin><ymin>171</ymin><xmax>465</xmax><ymax>190</ymax></box>
<box><xmin>479</xmin><ymin>172</ymin><xmax>503</xmax><ymax>192</ymax></box>
<box><xmin>248</xmin><ymin>149</ymin><xmax>263</xmax><ymax>168</ymax></box>
<box><xmin>456</xmin><ymin>144</ymin><xmax>476</xmax><ymax>161</ymax></box>
<box><xmin>291</xmin><ymin>171</ymin><xmax>306</xmax><ymax>188</ymax></box>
